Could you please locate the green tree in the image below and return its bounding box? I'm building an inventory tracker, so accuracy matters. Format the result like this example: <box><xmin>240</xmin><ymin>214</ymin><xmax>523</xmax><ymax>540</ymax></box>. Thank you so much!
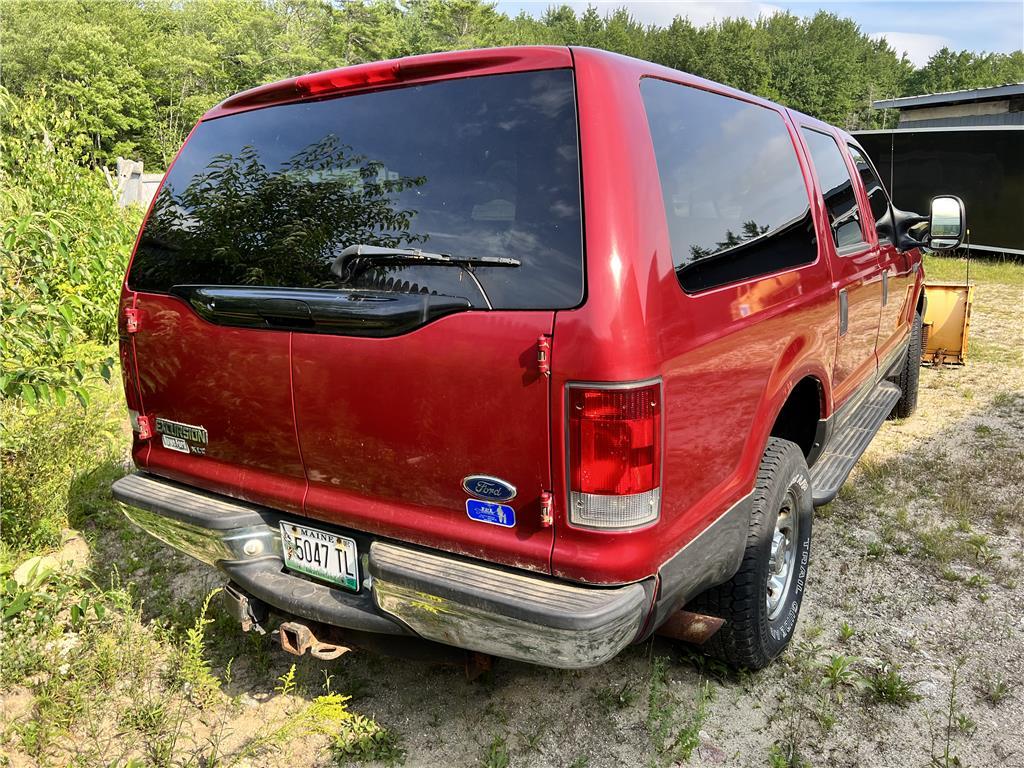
<box><xmin>908</xmin><ymin>48</ymin><xmax>1024</xmax><ymax>95</ymax></box>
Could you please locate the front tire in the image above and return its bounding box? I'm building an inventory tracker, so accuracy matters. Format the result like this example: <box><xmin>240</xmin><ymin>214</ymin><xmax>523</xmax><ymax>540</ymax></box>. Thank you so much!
<box><xmin>890</xmin><ymin>310</ymin><xmax>923</xmax><ymax>419</ymax></box>
<box><xmin>689</xmin><ymin>438</ymin><xmax>813</xmax><ymax>670</ymax></box>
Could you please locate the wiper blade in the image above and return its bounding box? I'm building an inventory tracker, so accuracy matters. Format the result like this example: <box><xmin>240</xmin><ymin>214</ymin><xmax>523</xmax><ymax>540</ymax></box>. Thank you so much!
<box><xmin>332</xmin><ymin>244</ymin><xmax>520</xmax><ymax>278</ymax></box>
<box><xmin>331</xmin><ymin>244</ymin><xmax>521</xmax><ymax>309</ymax></box>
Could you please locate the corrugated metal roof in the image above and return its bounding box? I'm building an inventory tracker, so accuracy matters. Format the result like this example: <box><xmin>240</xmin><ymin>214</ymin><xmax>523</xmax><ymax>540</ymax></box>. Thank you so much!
<box><xmin>899</xmin><ymin>112</ymin><xmax>1024</xmax><ymax>128</ymax></box>
<box><xmin>873</xmin><ymin>83</ymin><xmax>1024</xmax><ymax>110</ymax></box>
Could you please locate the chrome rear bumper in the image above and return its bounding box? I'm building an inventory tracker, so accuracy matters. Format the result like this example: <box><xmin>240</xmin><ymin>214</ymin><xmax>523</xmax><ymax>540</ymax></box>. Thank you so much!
<box><xmin>112</xmin><ymin>472</ymin><xmax>649</xmax><ymax>668</ymax></box>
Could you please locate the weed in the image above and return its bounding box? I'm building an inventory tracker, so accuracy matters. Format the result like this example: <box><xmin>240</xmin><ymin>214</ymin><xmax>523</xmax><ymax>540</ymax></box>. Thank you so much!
<box><xmin>480</xmin><ymin>736</ymin><xmax>510</xmax><ymax>768</ymax></box>
<box><xmin>838</xmin><ymin>622</ymin><xmax>855</xmax><ymax>643</ymax></box>
<box><xmin>768</xmin><ymin>742</ymin><xmax>812</xmax><ymax>768</ymax></box>
<box><xmin>991</xmin><ymin>391</ymin><xmax>1022</xmax><ymax>409</ymax></box>
<box><xmin>975</xmin><ymin>673</ymin><xmax>1011</xmax><ymax>706</ymax></box>
<box><xmin>645</xmin><ymin>657</ymin><xmax>712</xmax><ymax>765</ymax></box>
<box><xmin>170</xmin><ymin>588</ymin><xmax>222</xmax><ymax>708</ymax></box>
<box><xmin>276</xmin><ymin>663</ymin><xmax>299</xmax><ymax>696</ymax></box>
<box><xmin>865</xmin><ymin>540</ymin><xmax>886</xmax><ymax>560</ymax></box>
<box><xmin>930</xmin><ymin>663</ymin><xmax>968</xmax><ymax>768</ymax></box>
<box><xmin>965</xmin><ymin>573</ymin><xmax>989</xmax><ymax>589</ymax></box>
<box><xmin>330</xmin><ymin>710</ymin><xmax>406</xmax><ymax>766</ymax></box>
<box><xmin>821</xmin><ymin>655</ymin><xmax>859</xmax><ymax>702</ymax></box>
<box><xmin>813</xmin><ymin>694</ymin><xmax>837</xmax><ymax>732</ymax></box>
<box><xmin>864</xmin><ymin>663</ymin><xmax>921</xmax><ymax>707</ymax></box>
<box><xmin>594</xmin><ymin>681</ymin><xmax>636</xmax><ymax>713</ymax></box>
<box><xmin>803</xmin><ymin>623</ymin><xmax>824</xmax><ymax>642</ymax></box>
<box><xmin>967</xmin><ymin>533</ymin><xmax>996</xmax><ymax>564</ymax></box>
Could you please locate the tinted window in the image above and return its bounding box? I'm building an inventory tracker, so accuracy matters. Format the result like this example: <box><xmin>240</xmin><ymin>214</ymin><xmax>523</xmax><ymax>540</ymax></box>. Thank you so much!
<box><xmin>129</xmin><ymin>70</ymin><xmax>583</xmax><ymax>310</ymax></box>
<box><xmin>801</xmin><ymin>128</ymin><xmax>865</xmax><ymax>250</ymax></box>
<box><xmin>640</xmin><ymin>78</ymin><xmax>816</xmax><ymax>293</ymax></box>
<box><xmin>848</xmin><ymin>144</ymin><xmax>890</xmax><ymax>226</ymax></box>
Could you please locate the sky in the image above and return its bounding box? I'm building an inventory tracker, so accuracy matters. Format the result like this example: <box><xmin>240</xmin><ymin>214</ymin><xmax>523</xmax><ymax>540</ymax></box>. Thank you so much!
<box><xmin>495</xmin><ymin>0</ymin><xmax>1024</xmax><ymax>67</ymax></box>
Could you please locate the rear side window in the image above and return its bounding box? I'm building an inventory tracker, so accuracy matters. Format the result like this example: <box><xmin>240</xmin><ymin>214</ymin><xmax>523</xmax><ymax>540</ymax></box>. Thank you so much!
<box><xmin>129</xmin><ymin>69</ymin><xmax>583</xmax><ymax>310</ymax></box>
<box><xmin>640</xmin><ymin>78</ymin><xmax>816</xmax><ymax>293</ymax></box>
<box><xmin>847</xmin><ymin>144</ymin><xmax>891</xmax><ymax>226</ymax></box>
<box><xmin>801</xmin><ymin>128</ymin><xmax>866</xmax><ymax>251</ymax></box>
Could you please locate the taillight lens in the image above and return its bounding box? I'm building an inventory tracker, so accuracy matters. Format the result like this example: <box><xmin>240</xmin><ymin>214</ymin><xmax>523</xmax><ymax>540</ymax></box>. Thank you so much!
<box><xmin>568</xmin><ymin>382</ymin><xmax>662</xmax><ymax>529</ymax></box>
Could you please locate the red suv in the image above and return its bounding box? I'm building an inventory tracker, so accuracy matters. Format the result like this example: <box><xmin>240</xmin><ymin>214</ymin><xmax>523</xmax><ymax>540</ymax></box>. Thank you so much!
<box><xmin>113</xmin><ymin>46</ymin><xmax>964</xmax><ymax>669</ymax></box>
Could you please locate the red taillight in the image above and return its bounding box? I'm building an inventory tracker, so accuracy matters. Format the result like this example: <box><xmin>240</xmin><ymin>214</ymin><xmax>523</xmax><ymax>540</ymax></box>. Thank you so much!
<box><xmin>568</xmin><ymin>382</ymin><xmax>662</xmax><ymax>529</ymax></box>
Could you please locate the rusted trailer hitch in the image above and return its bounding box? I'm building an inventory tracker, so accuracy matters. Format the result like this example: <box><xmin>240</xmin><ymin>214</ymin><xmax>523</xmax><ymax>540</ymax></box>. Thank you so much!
<box><xmin>274</xmin><ymin>621</ymin><xmax>350</xmax><ymax>661</ymax></box>
<box><xmin>655</xmin><ymin>610</ymin><xmax>726</xmax><ymax>645</ymax></box>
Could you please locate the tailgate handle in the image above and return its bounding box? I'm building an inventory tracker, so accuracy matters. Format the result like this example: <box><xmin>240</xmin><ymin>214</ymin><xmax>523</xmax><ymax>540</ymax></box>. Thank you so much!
<box><xmin>258</xmin><ymin>299</ymin><xmax>313</xmax><ymax>326</ymax></box>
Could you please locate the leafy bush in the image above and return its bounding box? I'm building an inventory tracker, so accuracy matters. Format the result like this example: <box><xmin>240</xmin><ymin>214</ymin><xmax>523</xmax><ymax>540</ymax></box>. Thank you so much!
<box><xmin>0</xmin><ymin>381</ymin><xmax>124</xmax><ymax>555</ymax></box>
<box><xmin>0</xmin><ymin>87</ymin><xmax>141</xmax><ymax>405</ymax></box>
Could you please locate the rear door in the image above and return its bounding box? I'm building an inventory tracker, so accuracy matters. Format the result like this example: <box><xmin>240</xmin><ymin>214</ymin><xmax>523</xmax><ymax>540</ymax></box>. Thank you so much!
<box><xmin>799</xmin><ymin>126</ymin><xmax>882</xmax><ymax>406</ymax></box>
<box><xmin>125</xmin><ymin>125</ymin><xmax>313</xmax><ymax>511</ymax></box>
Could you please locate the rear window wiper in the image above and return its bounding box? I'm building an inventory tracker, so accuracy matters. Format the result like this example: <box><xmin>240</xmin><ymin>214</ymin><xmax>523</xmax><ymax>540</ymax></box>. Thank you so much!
<box><xmin>331</xmin><ymin>245</ymin><xmax>521</xmax><ymax>309</ymax></box>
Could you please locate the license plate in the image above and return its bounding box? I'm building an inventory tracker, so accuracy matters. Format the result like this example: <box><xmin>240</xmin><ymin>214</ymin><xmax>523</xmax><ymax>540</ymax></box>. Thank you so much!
<box><xmin>279</xmin><ymin>522</ymin><xmax>359</xmax><ymax>591</ymax></box>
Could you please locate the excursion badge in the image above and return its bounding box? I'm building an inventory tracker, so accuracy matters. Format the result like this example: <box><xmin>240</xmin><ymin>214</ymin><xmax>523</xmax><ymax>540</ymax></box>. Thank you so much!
<box><xmin>155</xmin><ymin>417</ymin><xmax>208</xmax><ymax>456</ymax></box>
<box><xmin>462</xmin><ymin>475</ymin><xmax>517</xmax><ymax>502</ymax></box>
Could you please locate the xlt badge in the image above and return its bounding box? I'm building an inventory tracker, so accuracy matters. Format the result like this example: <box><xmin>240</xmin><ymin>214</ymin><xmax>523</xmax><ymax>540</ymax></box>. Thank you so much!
<box><xmin>155</xmin><ymin>418</ymin><xmax>208</xmax><ymax>455</ymax></box>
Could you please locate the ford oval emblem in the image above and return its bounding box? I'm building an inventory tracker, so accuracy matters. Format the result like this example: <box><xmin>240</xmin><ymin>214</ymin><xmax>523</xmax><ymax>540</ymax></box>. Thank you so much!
<box><xmin>462</xmin><ymin>475</ymin><xmax>517</xmax><ymax>502</ymax></box>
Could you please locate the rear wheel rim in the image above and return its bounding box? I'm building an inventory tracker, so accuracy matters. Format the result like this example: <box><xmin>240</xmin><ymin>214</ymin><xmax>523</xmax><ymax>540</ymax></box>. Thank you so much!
<box><xmin>766</xmin><ymin>489</ymin><xmax>799</xmax><ymax>621</ymax></box>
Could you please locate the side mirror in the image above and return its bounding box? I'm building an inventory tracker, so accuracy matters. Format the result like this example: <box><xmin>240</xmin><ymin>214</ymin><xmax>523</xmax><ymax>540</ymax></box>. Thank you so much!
<box><xmin>927</xmin><ymin>195</ymin><xmax>965</xmax><ymax>250</ymax></box>
<box><xmin>887</xmin><ymin>195</ymin><xmax>966</xmax><ymax>252</ymax></box>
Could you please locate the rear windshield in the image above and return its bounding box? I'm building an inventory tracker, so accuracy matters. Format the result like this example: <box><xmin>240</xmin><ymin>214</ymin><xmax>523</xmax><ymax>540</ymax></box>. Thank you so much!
<box><xmin>129</xmin><ymin>69</ymin><xmax>584</xmax><ymax>310</ymax></box>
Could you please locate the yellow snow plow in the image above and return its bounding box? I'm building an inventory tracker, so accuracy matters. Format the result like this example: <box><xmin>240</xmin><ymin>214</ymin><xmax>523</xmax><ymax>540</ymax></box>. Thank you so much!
<box><xmin>921</xmin><ymin>282</ymin><xmax>975</xmax><ymax>365</ymax></box>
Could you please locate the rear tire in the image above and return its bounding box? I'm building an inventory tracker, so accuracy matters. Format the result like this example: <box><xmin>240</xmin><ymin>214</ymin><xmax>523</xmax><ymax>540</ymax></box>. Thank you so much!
<box><xmin>890</xmin><ymin>310</ymin><xmax>923</xmax><ymax>419</ymax></box>
<box><xmin>688</xmin><ymin>438</ymin><xmax>813</xmax><ymax>670</ymax></box>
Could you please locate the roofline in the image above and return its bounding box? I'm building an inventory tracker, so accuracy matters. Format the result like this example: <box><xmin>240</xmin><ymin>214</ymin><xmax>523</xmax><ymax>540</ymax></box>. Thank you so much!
<box><xmin>853</xmin><ymin>126</ymin><xmax>1024</xmax><ymax>135</ymax></box>
<box><xmin>872</xmin><ymin>83</ymin><xmax>1024</xmax><ymax>110</ymax></box>
<box><xmin>203</xmin><ymin>46</ymin><xmax>572</xmax><ymax>120</ymax></box>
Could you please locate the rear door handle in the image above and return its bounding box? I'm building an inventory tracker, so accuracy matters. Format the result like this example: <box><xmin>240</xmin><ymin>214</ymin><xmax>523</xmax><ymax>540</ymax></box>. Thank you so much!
<box><xmin>839</xmin><ymin>289</ymin><xmax>848</xmax><ymax>336</ymax></box>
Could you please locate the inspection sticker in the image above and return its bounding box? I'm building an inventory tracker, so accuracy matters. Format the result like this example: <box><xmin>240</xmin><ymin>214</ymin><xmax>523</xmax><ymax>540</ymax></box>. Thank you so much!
<box><xmin>466</xmin><ymin>499</ymin><xmax>516</xmax><ymax>528</ymax></box>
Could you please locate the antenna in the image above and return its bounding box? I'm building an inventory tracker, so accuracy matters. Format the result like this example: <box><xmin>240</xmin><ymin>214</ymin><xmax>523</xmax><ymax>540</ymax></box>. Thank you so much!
<box><xmin>965</xmin><ymin>227</ymin><xmax>971</xmax><ymax>285</ymax></box>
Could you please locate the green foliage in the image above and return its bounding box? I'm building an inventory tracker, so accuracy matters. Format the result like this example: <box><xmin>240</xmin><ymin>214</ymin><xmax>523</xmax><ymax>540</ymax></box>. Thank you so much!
<box><xmin>0</xmin><ymin>382</ymin><xmax>124</xmax><ymax>554</ymax></box>
<box><xmin>276</xmin><ymin>662</ymin><xmax>299</xmax><ymax>696</ymax></box>
<box><xmin>645</xmin><ymin>657</ymin><xmax>713</xmax><ymax>765</ymax></box>
<box><xmin>1</xmin><ymin>0</ymin><xmax>1013</xmax><ymax>173</ymax></box>
<box><xmin>909</xmin><ymin>48</ymin><xmax>1024</xmax><ymax>97</ymax></box>
<box><xmin>329</xmin><ymin>708</ymin><xmax>406</xmax><ymax>765</ymax></box>
<box><xmin>0</xmin><ymin>89</ymin><xmax>141</xmax><ymax>404</ymax></box>
<box><xmin>0</xmin><ymin>554</ymin><xmax>154</xmax><ymax>759</ymax></box>
<box><xmin>170</xmin><ymin>588</ymin><xmax>223</xmax><ymax>708</ymax></box>
<box><xmin>480</xmin><ymin>736</ymin><xmax>510</xmax><ymax>768</ymax></box>
<box><xmin>769</xmin><ymin>742</ymin><xmax>813</xmax><ymax>768</ymax></box>
<box><xmin>864</xmin><ymin>663</ymin><xmax>922</xmax><ymax>707</ymax></box>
